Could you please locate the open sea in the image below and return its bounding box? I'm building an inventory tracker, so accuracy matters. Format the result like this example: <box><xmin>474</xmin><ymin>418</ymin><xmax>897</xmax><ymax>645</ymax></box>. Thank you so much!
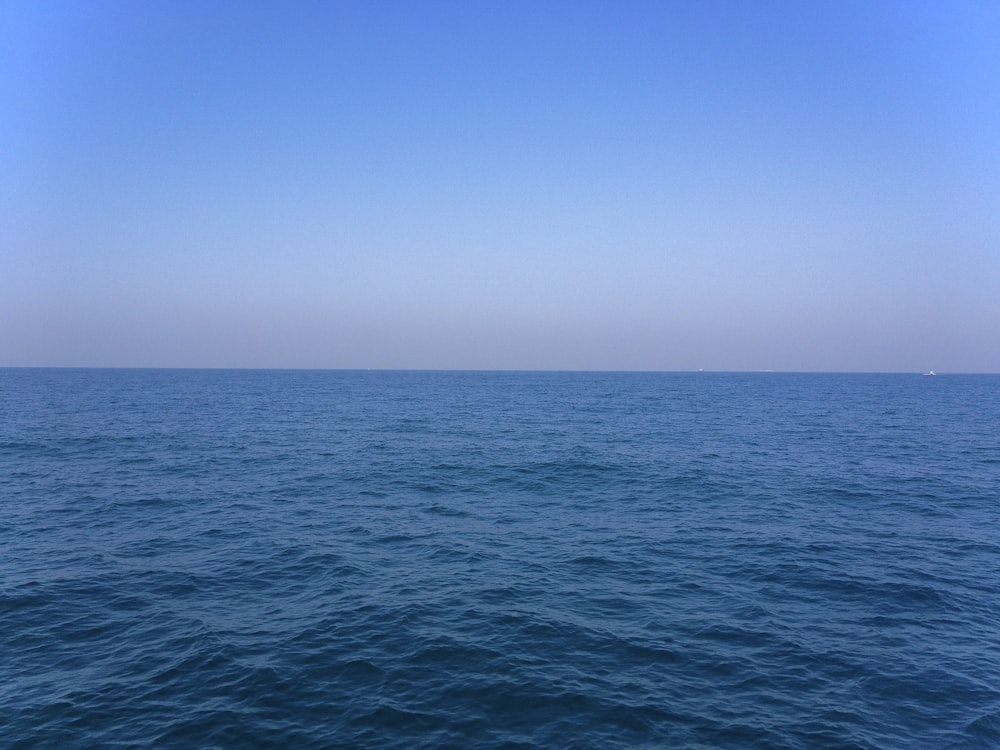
<box><xmin>2</xmin><ymin>368</ymin><xmax>999</xmax><ymax>749</ymax></box>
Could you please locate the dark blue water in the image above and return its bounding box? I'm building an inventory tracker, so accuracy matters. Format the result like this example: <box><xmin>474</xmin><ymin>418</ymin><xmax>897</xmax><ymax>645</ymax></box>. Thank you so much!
<box><xmin>3</xmin><ymin>369</ymin><xmax>999</xmax><ymax>749</ymax></box>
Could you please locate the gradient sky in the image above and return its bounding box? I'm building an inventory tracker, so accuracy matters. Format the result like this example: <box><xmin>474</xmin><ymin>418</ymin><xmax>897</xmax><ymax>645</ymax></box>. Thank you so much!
<box><xmin>3</xmin><ymin>0</ymin><xmax>998</xmax><ymax>371</ymax></box>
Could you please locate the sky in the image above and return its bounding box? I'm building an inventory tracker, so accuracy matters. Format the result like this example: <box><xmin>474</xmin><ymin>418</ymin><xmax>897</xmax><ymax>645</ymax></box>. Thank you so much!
<box><xmin>2</xmin><ymin>0</ymin><xmax>998</xmax><ymax>372</ymax></box>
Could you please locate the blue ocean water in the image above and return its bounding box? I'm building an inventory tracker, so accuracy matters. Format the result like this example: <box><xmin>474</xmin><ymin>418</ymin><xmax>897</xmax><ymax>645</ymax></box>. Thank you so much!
<box><xmin>2</xmin><ymin>369</ymin><xmax>999</xmax><ymax>749</ymax></box>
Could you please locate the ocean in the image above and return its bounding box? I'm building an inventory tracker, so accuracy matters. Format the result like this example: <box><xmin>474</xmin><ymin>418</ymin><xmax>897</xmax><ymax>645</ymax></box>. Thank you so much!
<box><xmin>2</xmin><ymin>368</ymin><xmax>998</xmax><ymax>749</ymax></box>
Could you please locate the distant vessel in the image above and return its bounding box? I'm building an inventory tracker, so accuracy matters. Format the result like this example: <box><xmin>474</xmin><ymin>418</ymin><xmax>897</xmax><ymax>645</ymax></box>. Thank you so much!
<box><xmin>923</xmin><ymin>370</ymin><xmax>936</xmax><ymax>376</ymax></box>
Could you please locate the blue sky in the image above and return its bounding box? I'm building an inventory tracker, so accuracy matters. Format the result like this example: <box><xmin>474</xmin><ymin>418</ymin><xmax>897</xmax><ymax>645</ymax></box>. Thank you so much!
<box><xmin>3</xmin><ymin>0</ymin><xmax>998</xmax><ymax>371</ymax></box>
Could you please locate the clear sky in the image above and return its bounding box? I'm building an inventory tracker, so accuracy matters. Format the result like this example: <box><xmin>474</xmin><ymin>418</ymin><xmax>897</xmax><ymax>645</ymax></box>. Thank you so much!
<box><xmin>2</xmin><ymin>0</ymin><xmax>998</xmax><ymax>371</ymax></box>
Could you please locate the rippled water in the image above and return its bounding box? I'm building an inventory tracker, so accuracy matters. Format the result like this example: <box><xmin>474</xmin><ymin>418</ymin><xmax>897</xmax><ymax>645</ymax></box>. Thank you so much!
<box><xmin>3</xmin><ymin>369</ymin><xmax>999</xmax><ymax>748</ymax></box>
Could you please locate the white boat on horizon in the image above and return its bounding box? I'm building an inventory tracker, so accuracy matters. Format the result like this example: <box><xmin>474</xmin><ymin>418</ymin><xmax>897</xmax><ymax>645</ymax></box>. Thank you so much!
<box><xmin>923</xmin><ymin>370</ymin><xmax>936</xmax><ymax>376</ymax></box>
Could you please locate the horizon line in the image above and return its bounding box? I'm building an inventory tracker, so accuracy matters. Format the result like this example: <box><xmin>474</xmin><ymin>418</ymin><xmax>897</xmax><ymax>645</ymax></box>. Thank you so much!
<box><xmin>1</xmin><ymin>366</ymin><xmax>994</xmax><ymax>376</ymax></box>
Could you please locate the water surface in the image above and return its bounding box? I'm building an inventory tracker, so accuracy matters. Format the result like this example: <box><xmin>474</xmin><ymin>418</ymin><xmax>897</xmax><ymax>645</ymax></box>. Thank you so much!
<box><xmin>3</xmin><ymin>369</ymin><xmax>998</xmax><ymax>748</ymax></box>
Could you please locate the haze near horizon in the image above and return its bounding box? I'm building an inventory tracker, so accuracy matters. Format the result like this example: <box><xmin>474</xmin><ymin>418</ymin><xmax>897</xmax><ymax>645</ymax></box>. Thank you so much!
<box><xmin>3</xmin><ymin>1</ymin><xmax>998</xmax><ymax>372</ymax></box>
